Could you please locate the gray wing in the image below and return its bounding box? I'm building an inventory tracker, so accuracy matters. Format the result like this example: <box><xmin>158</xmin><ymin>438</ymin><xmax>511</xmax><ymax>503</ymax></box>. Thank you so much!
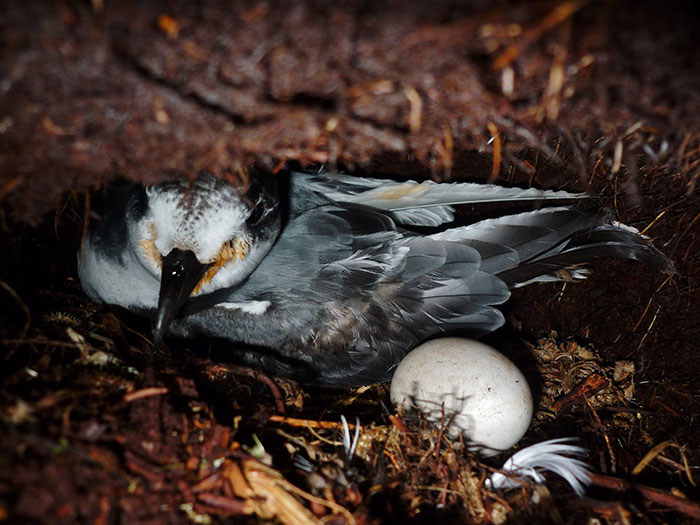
<box><xmin>293</xmin><ymin>170</ymin><xmax>588</xmax><ymax>227</ymax></box>
<box><xmin>173</xmin><ymin>203</ymin><xmax>509</xmax><ymax>386</ymax></box>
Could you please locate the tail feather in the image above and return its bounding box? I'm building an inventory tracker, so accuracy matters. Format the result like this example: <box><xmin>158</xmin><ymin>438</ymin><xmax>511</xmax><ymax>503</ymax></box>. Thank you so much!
<box><xmin>432</xmin><ymin>207</ymin><xmax>598</xmax><ymax>273</ymax></box>
<box><xmin>431</xmin><ymin>207</ymin><xmax>672</xmax><ymax>289</ymax></box>
<box><xmin>497</xmin><ymin>224</ymin><xmax>674</xmax><ymax>287</ymax></box>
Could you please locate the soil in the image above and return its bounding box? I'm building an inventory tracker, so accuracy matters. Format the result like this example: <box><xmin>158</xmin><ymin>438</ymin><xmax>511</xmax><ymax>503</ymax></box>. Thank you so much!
<box><xmin>0</xmin><ymin>0</ymin><xmax>699</xmax><ymax>523</ymax></box>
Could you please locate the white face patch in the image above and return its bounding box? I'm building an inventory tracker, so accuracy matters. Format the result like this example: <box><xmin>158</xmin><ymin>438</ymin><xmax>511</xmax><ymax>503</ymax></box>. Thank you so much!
<box><xmin>146</xmin><ymin>183</ymin><xmax>250</xmax><ymax>263</ymax></box>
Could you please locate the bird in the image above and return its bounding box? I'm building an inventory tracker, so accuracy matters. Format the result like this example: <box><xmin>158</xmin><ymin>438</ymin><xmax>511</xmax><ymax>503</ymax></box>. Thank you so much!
<box><xmin>78</xmin><ymin>169</ymin><xmax>672</xmax><ymax>386</ymax></box>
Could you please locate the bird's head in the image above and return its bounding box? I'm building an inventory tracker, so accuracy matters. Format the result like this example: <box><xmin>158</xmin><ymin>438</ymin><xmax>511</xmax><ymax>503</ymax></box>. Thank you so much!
<box><xmin>130</xmin><ymin>170</ymin><xmax>280</xmax><ymax>345</ymax></box>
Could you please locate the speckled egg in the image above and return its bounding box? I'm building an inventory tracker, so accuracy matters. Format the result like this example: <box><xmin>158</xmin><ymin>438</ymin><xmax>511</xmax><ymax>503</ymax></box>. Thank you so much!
<box><xmin>390</xmin><ymin>337</ymin><xmax>533</xmax><ymax>457</ymax></box>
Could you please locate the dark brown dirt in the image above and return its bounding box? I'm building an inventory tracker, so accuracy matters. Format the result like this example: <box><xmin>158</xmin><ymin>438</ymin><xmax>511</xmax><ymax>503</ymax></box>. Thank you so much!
<box><xmin>1</xmin><ymin>0</ymin><xmax>699</xmax><ymax>523</ymax></box>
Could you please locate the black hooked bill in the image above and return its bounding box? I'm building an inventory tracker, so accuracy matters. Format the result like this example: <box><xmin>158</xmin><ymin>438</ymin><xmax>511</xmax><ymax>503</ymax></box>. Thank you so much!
<box><xmin>153</xmin><ymin>248</ymin><xmax>210</xmax><ymax>346</ymax></box>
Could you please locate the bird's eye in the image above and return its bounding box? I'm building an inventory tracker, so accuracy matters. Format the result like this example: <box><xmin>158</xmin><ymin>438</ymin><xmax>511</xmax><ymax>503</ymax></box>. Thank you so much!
<box><xmin>247</xmin><ymin>204</ymin><xmax>267</xmax><ymax>226</ymax></box>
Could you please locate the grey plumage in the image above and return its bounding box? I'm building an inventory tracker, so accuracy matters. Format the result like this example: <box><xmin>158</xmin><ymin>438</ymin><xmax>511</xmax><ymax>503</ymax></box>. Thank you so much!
<box><xmin>78</xmin><ymin>170</ymin><xmax>673</xmax><ymax>386</ymax></box>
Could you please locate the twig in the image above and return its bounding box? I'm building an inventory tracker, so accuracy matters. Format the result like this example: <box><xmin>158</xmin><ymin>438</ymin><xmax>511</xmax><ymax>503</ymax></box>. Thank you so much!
<box><xmin>123</xmin><ymin>387</ymin><xmax>169</xmax><ymax>403</ymax></box>
<box><xmin>434</xmin><ymin>401</ymin><xmax>446</xmax><ymax>462</ymax></box>
<box><xmin>196</xmin><ymin>493</ymin><xmax>249</xmax><ymax>515</ymax></box>
<box><xmin>491</xmin><ymin>0</ymin><xmax>590</xmax><ymax>70</ymax></box>
<box><xmin>388</xmin><ymin>414</ymin><xmax>410</xmax><ymax>433</ymax></box>
<box><xmin>551</xmin><ymin>373</ymin><xmax>608</xmax><ymax>413</ymax></box>
<box><xmin>633</xmin><ymin>441</ymin><xmax>696</xmax><ymax>486</ymax></box>
<box><xmin>635</xmin><ymin>306</ymin><xmax>660</xmax><ymax>354</ymax></box>
<box><xmin>584</xmin><ymin>395</ymin><xmax>616</xmax><ymax>473</ymax></box>
<box><xmin>630</xmin><ymin>275</ymin><xmax>671</xmax><ymax>336</ymax></box>
<box><xmin>583</xmin><ymin>497</ymin><xmax>633</xmax><ymax>522</ymax></box>
<box><xmin>655</xmin><ymin>455</ymin><xmax>697</xmax><ymax>488</ymax></box>
<box><xmin>383</xmin><ymin>450</ymin><xmax>402</xmax><ymax>472</ymax></box>
<box><xmin>588</xmin><ymin>472</ymin><xmax>700</xmax><ymax>519</ymax></box>
<box><xmin>671</xmin><ymin>210</ymin><xmax>700</xmax><ymax>259</ymax></box>
<box><xmin>632</xmin><ymin>440</ymin><xmax>675</xmax><ymax>475</ymax></box>
<box><xmin>638</xmin><ymin>210</ymin><xmax>668</xmax><ymax>236</ymax></box>
<box><xmin>267</xmin><ymin>415</ymin><xmax>355</xmax><ymax>430</ymax></box>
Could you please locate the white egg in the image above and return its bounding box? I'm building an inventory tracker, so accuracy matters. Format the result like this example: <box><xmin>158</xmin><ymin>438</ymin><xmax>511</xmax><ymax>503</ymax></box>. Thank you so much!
<box><xmin>390</xmin><ymin>337</ymin><xmax>533</xmax><ymax>457</ymax></box>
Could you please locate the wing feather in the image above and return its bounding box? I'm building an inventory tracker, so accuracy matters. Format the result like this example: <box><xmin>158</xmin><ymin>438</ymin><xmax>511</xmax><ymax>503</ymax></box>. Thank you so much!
<box><xmin>294</xmin><ymin>170</ymin><xmax>588</xmax><ymax>227</ymax></box>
